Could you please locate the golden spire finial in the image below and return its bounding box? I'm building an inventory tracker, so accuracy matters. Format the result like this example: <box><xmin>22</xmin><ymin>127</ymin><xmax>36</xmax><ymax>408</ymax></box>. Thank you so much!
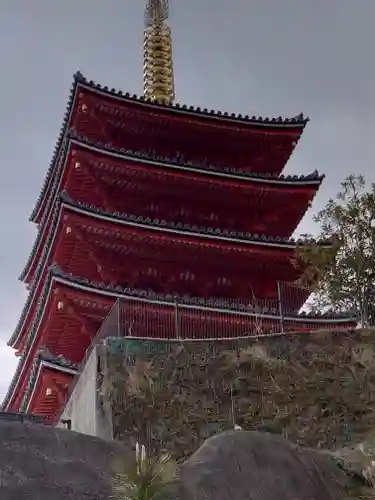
<box><xmin>145</xmin><ymin>0</ymin><xmax>169</xmax><ymax>26</ymax></box>
<box><xmin>143</xmin><ymin>0</ymin><xmax>175</xmax><ymax>105</ymax></box>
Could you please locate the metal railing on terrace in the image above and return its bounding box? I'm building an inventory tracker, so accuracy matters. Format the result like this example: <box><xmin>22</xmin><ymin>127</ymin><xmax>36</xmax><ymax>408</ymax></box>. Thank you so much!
<box><xmin>70</xmin><ymin>280</ymin><xmax>358</xmax><ymax>372</ymax></box>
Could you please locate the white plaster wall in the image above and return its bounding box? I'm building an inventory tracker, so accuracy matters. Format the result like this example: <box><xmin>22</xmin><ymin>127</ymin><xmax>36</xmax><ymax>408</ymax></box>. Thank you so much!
<box><xmin>57</xmin><ymin>345</ymin><xmax>113</xmax><ymax>440</ymax></box>
<box><xmin>58</xmin><ymin>347</ymin><xmax>98</xmax><ymax>436</ymax></box>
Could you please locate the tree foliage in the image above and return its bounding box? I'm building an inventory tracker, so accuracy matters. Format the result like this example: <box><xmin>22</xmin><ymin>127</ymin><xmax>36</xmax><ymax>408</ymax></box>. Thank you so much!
<box><xmin>297</xmin><ymin>175</ymin><xmax>375</xmax><ymax>325</ymax></box>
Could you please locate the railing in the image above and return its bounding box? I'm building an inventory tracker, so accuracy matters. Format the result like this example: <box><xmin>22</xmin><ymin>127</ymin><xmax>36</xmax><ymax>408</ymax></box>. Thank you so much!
<box><xmin>116</xmin><ymin>282</ymin><xmax>355</xmax><ymax>340</ymax></box>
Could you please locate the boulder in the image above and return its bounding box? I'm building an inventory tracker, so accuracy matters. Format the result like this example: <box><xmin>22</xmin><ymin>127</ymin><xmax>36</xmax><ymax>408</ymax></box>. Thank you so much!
<box><xmin>0</xmin><ymin>421</ymin><xmax>369</xmax><ymax>499</ymax></box>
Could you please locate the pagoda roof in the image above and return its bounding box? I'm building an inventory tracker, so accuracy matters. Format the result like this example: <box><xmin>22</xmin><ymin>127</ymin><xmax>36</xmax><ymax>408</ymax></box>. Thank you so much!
<box><xmin>25</xmin><ymin>191</ymin><xmax>328</xmax><ymax>283</ymax></box>
<box><xmin>78</xmin><ymin>189</ymin><xmax>324</xmax><ymax>239</ymax></box>
<box><xmin>28</xmin><ymin>135</ymin><xmax>324</xmax><ymax>255</ymax></box>
<box><xmin>16</xmin><ymin>194</ymin><xmax>331</xmax><ymax>351</ymax></box>
<box><xmin>22</xmin><ymin>349</ymin><xmax>78</xmax><ymax>413</ymax></box>
<box><xmin>15</xmin><ymin>262</ymin><xmax>357</xmax><ymax>356</ymax></box>
<box><xmin>33</xmin><ymin>134</ymin><xmax>323</xmax><ymax>223</ymax></box>
<box><xmin>74</xmin><ymin>71</ymin><xmax>308</xmax><ymax>127</ymax></box>
<box><xmin>71</xmin><ymin>135</ymin><xmax>323</xmax><ymax>186</ymax></box>
<box><xmin>50</xmin><ymin>267</ymin><xmax>356</xmax><ymax>322</ymax></box>
<box><xmin>18</xmin><ymin>193</ymin><xmax>322</xmax><ymax>352</ymax></box>
<box><xmin>2</xmin><ymin>341</ymin><xmax>78</xmax><ymax>415</ymax></box>
<box><xmin>60</xmin><ymin>192</ymin><xmax>330</xmax><ymax>248</ymax></box>
<box><xmin>3</xmin><ymin>265</ymin><xmax>356</xmax><ymax>412</ymax></box>
<box><xmin>30</xmin><ymin>71</ymin><xmax>309</xmax><ymax>223</ymax></box>
<box><xmin>21</xmin><ymin>189</ymin><xmax>328</xmax><ymax>290</ymax></box>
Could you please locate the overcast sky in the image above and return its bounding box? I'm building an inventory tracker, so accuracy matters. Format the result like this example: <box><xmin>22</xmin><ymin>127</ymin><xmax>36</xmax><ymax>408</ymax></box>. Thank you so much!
<box><xmin>1</xmin><ymin>0</ymin><xmax>374</xmax><ymax>403</ymax></box>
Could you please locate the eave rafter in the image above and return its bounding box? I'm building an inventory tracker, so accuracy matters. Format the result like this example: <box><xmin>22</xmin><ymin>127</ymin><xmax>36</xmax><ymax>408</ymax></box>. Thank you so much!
<box><xmin>75</xmin><ymin>159</ymin><xmax>119</xmax><ymax>212</ymax></box>
<box><xmin>84</xmin><ymin>86</ymin><xmax>307</xmax><ymax>134</ymax></box>
<box><xmin>74</xmin><ymin>222</ymin><xmax>120</xmax><ymax>285</ymax></box>
<box><xmin>68</xmin><ymin>144</ymin><xmax>320</xmax><ymax>238</ymax></box>
<box><xmin>78</xmin><ymin>219</ymin><xmax>291</xmax><ymax>274</ymax></box>
<box><xmin>74</xmin><ymin>95</ymin><xmax>109</xmax><ymax>140</ymax></box>
<box><xmin>58</xmin><ymin>294</ymin><xmax>95</xmax><ymax>344</ymax></box>
<box><xmin>7</xmin><ymin>286</ymin><xmax>103</xmax><ymax>413</ymax></box>
<box><xmin>45</xmin><ymin>376</ymin><xmax>69</xmax><ymax>408</ymax></box>
<box><xmin>87</xmin><ymin>157</ymin><xmax>317</xmax><ymax>204</ymax></box>
<box><xmin>25</xmin><ymin>191</ymin><xmax>311</xmax><ymax>298</ymax></box>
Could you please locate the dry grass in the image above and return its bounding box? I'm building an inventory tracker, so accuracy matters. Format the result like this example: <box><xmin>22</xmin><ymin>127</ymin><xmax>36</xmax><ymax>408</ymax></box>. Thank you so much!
<box><xmin>103</xmin><ymin>329</ymin><xmax>375</xmax><ymax>465</ymax></box>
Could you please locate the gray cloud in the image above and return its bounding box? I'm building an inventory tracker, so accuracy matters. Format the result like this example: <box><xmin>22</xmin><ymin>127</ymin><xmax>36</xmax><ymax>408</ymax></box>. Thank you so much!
<box><xmin>0</xmin><ymin>0</ymin><xmax>374</xmax><ymax>398</ymax></box>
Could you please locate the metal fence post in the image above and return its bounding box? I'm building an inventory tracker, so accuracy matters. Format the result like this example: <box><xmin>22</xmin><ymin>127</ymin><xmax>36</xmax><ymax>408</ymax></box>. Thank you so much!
<box><xmin>277</xmin><ymin>281</ymin><xmax>284</xmax><ymax>334</ymax></box>
<box><xmin>116</xmin><ymin>299</ymin><xmax>121</xmax><ymax>337</ymax></box>
<box><xmin>174</xmin><ymin>300</ymin><xmax>181</xmax><ymax>340</ymax></box>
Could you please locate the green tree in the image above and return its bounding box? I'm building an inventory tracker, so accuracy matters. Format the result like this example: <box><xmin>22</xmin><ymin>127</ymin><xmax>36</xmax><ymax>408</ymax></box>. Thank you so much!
<box><xmin>297</xmin><ymin>175</ymin><xmax>375</xmax><ymax>326</ymax></box>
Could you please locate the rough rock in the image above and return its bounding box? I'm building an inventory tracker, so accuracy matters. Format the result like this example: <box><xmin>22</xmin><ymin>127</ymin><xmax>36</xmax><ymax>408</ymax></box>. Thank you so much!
<box><xmin>177</xmin><ymin>431</ymin><xmax>360</xmax><ymax>500</ymax></box>
<box><xmin>0</xmin><ymin>421</ymin><xmax>370</xmax><ymax>499</ymax></box>
<box><xmin>0</xmin><ymin>420</ymin><xmax>128</xmax><ymax>500</ymax></box>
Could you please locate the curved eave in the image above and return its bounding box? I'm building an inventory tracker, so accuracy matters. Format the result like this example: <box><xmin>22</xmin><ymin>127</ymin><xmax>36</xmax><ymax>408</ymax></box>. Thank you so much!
<box><xmin>64</xmin><ymin>196</ymin><xmax>326</xmax><ymax>249</ymax></box>
<box><xmin>30</xmin><ymin>70</ymin><xmax>309</xmax><ymax>223</ymax></box>
<box><xmin>52</xmin><ymin>269</ymin><xmax>357</xmax><ymax>324</ymax></box>
<box><xmin>25</xmin><ymin>360</ymin><xmax>77</xmax><ymax>414</ymax></box>
<box><xmin>3</xmin><ymin>267</ymin><xmax>356</xmax><ymax>411</ymax></box>
<box><xmin>21</xmin><ymin>139</ymin><xmax>72</xmax><ymax>282</ymax></box>
<box><xmin>72</xmin><ymin>135</ymin><xmax>325</xmax><ymax>188</ymax></box>
<box><xmin>66</xmin><ymin>194</ymin><xmax>332</xmax><ymax>250</ymax></box>
<box><xmin>76</xmin><ymin>71</ymin><xmax>309</xmax><ymax>128</ymax></box>
<box><xmin>30</xmin><ymin>78</ymin><xmax>79</xmax><ymax>224</ymax></box>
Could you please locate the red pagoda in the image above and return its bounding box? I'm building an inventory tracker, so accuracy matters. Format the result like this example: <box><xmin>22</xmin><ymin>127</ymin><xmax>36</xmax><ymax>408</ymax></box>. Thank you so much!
<box><xmin>2</xmin><ymin>0</ymin><xmax>356</xmax><ymax>420</ymax></box>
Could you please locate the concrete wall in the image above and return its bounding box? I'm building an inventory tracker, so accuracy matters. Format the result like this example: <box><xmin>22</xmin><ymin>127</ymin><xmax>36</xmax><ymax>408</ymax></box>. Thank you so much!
<box><xmin>57</xmin><ymin>345</ymin><xmax>113</xmax><ymax>440</ymax></box>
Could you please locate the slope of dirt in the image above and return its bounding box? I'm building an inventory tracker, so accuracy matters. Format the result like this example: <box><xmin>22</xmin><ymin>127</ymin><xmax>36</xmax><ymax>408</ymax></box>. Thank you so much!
<box><xmin>105</xmin><ymin>329</ymin><xmax>375</xmax><ymax>460</ymax></box>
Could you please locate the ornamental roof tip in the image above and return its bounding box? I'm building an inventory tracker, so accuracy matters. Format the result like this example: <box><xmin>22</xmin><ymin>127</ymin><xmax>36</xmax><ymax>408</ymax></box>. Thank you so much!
<box><xmin>49</xmin><ymin>264</ymin><xmax>64</xmax><ymax>277</ymax></box>
<box><xmin>295</xmin><ymin>236</ymin><xmax>332</xmax><ymax>245</ymax></box>
<box><xmin>73</xmin><ymin>70</ymin><xmax>310</xmax><ymax>125</ymax></box>
<box><xmin>20</xmin><ymin>348</ymin><xmax>78</xmax><ymax>412</ymax></box>
<box><xmin>68</xmin><ymin>133</ymin><xmax>324</xmax><ymax>183</ymax></box>
<box><xmin>59</xmin><ymin>191</ymin><xmax>73</xmax><ymax>204</ymax></box>
<box><xmin>38</xmin><ymin>347</ymin><xmax>80</xmax><ymax>370</ymax></box>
